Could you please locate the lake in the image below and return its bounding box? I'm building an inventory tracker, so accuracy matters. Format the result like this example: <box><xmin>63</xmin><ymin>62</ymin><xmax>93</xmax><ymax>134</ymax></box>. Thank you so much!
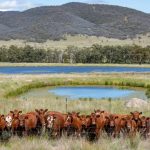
<box><xmin>0</xmin><ymin>66</ymin><xmax>150</xmax><ymax>74</ymax></box>
<box><xmin>49</xmin><ymin>86</ymin><xmax>146</xmax><ymax>100</ymax></box>
<box><xmin>22</xmin><ymin>86</ymin><xmax>146</xmax><ymax>100</ymax></box>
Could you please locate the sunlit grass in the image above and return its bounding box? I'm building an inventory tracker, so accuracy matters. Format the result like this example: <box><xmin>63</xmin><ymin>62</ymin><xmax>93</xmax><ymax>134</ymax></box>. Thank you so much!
<box><xmin>0</xmin><ymin>73</ymin><xmax>150</xmax><ymax>149</ymax></box>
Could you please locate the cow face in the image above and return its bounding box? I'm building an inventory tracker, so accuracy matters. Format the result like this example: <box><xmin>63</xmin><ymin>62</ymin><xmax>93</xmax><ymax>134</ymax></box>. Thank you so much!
<box><xmin>109</xmin><ymin>117</ymin><xmax>115</xmax><ymax>128</ymax></box>
<box><xmin>0</xmin><ymin>114</ymin><xmax>4</xmax><ymax>120</ymax></box>
<box><xmin>35</xmin><ymin>109</ymin><xmax>48</xmax><ymax>127</ymax></box>
<box><xmin>80</xmin><ymin>115</ymin><xmax>87</xmax><ymax>128</ymax></box>
<box><xmin>19</xmin><ymin>114</ymin><xmax>25</xmax><ymax>127</ymax></box>
<box><xmin>46</xmin><ymin>115</ymin><xmax>56</xmax><ymax>128</ymax></box>
<box><xmin>64</xmin><ymin>113</ymin><xmax>73</xmax><ymax>127</ymax></box>
<box><xmin>130</xmin><ymin>111</ymin><xmax>142</xmax><ymax>121</ymax></box>
<box><xmin>140</xmin><ymin>116</ymin><xmax>147</xmax><ymax>128</ymax></box>
<box><xmin>94</xmin><ymin>109</ymin><xmax>101</xmax><ymax>116</ymax></box>
<box><xmin>71</xmin><ymin>112</ymin><xmax>80</xmax><ymax>118</ymax></box>
<box><xmin>5</xmin><ymin>115</ymin><xmax>13</xmax><ymax>127</ymax></box>
<box><xmin>90</xmin><ymin>113</ymin><xmax>96</xmax><ymax>125</ymax></box>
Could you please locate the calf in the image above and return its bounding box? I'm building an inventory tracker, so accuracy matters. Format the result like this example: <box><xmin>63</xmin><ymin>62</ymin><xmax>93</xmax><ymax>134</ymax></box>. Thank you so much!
<box><xmin>126</xmin><ymin>117</ymin><xmax>137</xmax><ymax>138</ymax></box>
<box><xmin>23</xmin><ymin>112</ymin><xmax>38</xmax><ymax>136</ymax></box>
<box><xmin>46</xmin><ymin>114</ymin><xmax>65</xmax><ymax>138</ymax></box>
<box><xmin>64</xmin><ymin>112</ymin><xmax>82</xmax><ymax>137</ymax></box>
<box><xmin>11</xmin><ymin>110</ymin><xmax>22</xmax><ymax>136</ymax></box>
<box><xmin>86</xmin><ymin>113</ymin><xmax>97</xmax><ymax>141</ymax></box>
<box><xmin>5</xmin><ymin>110</ymin><xmax>22</xmax><ymax>135</ymax></box>
<box><xmin>138</xmin><ymin>116</ymin><xmax>147</xmax><ymax>138</ymax></box>
<box><xmin>35</xmin><ymin>109</ymin><xmax>48</xmax><ymax>135</ymax></box>
<box><xmin>105</xmin><ymin>115</ymin><xmax>116</xmax><ymax>137</ymax></box>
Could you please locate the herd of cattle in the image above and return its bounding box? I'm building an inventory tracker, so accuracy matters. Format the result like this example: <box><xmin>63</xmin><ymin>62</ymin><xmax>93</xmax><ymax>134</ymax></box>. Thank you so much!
<box><xmin>0</xmin><ymin>109</ymin><xmax>150</xmax><ymax>141</ymax></box>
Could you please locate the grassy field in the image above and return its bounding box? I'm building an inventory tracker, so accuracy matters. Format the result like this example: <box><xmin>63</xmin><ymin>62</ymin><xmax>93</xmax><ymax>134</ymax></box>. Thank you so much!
<box><xmin>0</xmin><ymin>34</ymin><xmax>150</xmax><ymax>49</ymax></box>
<box><xmin>0</xmin><ymin>73</ymin><xmax>150</xmax><ymax>149</ymax></box>
<box><xmin>0</xmin><ymin>63</ymin><xmax>150</xmax><ymax>68</ymax></box>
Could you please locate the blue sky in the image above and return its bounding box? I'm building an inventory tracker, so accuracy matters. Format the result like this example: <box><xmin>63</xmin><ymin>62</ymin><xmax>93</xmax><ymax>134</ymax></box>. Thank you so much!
<box><xmin>0</xmin><ymin>0</ymin><xmax>149</xmax><ymax>13</ymax></box>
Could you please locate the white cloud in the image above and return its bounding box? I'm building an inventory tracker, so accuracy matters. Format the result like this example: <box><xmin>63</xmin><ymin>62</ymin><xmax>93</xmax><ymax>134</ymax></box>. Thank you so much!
<box><xmin>0</xmin><ymin>0</ymin><xmax>40</xmax><ymax>11</ymax></box>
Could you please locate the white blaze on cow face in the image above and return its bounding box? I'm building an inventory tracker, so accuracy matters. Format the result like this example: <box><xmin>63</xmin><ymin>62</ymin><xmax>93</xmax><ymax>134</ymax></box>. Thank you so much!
<box><xmin>5</xmin><ymin>116</ymin><xmax>13</xmax><ymax>127</ymax></box>
<box><xmin>47</xmin><ymin>116</ymin><xmax>55</xmax><ymax>128</ymax></box>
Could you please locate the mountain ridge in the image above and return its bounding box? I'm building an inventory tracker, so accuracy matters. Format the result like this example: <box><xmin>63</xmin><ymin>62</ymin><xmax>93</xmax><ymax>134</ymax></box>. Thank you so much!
<box><xmin>0</xmin><ymin>2</ymin><xmax>150</xmax><ymax>42</ymax></box>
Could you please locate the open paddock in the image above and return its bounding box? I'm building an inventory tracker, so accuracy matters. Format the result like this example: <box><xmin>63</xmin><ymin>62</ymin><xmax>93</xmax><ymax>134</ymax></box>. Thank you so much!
<box><xmin>0</xmin><ymin>73</ymin><xmax>150</xmax><ymax>150</ymax></box>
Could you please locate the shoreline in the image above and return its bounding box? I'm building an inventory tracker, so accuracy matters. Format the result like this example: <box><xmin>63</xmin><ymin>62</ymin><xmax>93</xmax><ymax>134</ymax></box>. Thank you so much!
<box><xmin>0</xmin><ymin>63</ymin><xmax>150</xmax><ymax>68</ymax></box>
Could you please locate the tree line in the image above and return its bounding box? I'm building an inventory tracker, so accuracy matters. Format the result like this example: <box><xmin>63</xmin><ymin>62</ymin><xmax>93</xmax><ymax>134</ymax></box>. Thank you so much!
<box><xmin>0</xmin><ymin>45</ymin><xmax>150</xmax><ymax>64</ymax></box>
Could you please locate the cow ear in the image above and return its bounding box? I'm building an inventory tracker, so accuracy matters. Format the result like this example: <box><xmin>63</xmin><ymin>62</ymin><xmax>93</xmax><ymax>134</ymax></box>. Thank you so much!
<box><xmin>1</xmin><ymin>115</ymin><xmax>4</xmax><ymax>118</ymax></box>
<box><xmin>140</xmin><ymin>112</ymin><xmax>142</xmax><ymax>115</ymax></box>
<box><xmin>77</xmin><ymin>112</ymin><xmax>80</xmax><ymax>115</ymax></box>
<box><xmin>10</xmin><ymin>111</ymin><xmax>14</xmax><ymax>114</ymax></box>
<box><xmin>35</xmin><ymin>109</ymin><xmax>39</xmax><ymax>113</ymax></box>
<box><xmin>19</xmin><ymin>111</ymin><xmax>22</xmax><ymax>114</ymax></box>
<box><xmin>101</xmin><ymin>111</ymin><xmax>105</xmax><ymax>113</ymax></box>
<box><xmin>44</xmin><ymin>109</ymin><xmax>48</xmax><ymax>113</ymax></box>
<box><xmin>68</xmin><ymin>112</ymin><xmax>71</xmax><ymax>115</ymax></box>
<box><xmin>130</xmin><ymin>112</ymin><xmax>133</xmax><ymax>115</ymax></box>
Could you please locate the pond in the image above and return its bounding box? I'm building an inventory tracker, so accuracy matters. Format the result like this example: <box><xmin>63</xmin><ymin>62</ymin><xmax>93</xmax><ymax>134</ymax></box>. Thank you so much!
<box><xmin>21</xmin><ymin>86</ymin><xmax>147</xmax><ymax>100</ymax></box>
<box><xmin>0</xmin><ymin>66</ymin><xmax>150</xmax><ymax>74</ymax></box>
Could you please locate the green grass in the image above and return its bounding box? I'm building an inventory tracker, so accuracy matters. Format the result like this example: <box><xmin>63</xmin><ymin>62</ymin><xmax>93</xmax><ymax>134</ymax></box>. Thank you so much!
<box><xmin>1</xmin><ymin>135</ymin><xmax>150</xmax><ymax>150</ymax></box>
<box><xmin>0</xmin><ymin>73</ymin><xmax>150</xmax><ymax>149</ymax></box>
<box><xmin>4</xmin><ymin>77</ymin><xmax>150</xmax><ymax>98</ymax></box>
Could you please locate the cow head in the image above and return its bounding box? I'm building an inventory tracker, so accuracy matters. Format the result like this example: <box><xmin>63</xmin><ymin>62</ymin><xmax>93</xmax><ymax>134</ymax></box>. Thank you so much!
<box><xmin>71</xmin><ymin>112</ymin><xmax>80</xmax><ymax>118</ymax></box>
<box><xmin>130</xmin><ymin>111</ymin><xmax>142</xmax><ymax>121</ymax></box>
<box><xmin>35</xmin><ymin>109</ymin><xmax>48</xmax><ymax>127</ymax></box>
<box><xmin>19</xmin><ymin>114</ymin><xmax>26</xmax><ymax>127</ymax></box>
<box><xmin>105</xmin><ymin>115</ymin><xmax>116</xmax><ymax>128</ymax></box>
<box><xmin>5</xmin><ymin>115</ymin><xmax>13</xmax><ymax>127</ymax></box>
<box><xmin>140</xmin><ymin>116</ymin><xmax>147</xmax><ymax>128</ymax></box>
<box><xmin>90</xmin><ymin>113</ymin><xmax>96</xmax><ymax>125</ymax></box>
<box><xmin>94</xmin><ymin>109</ymin><xmax>101</xmax><ymax>116</ymax></box>
<box><xmin>46</xmin><ymin>115</ymin><xmax>56</xmax><ymax>128</ymax></box>
<box><xmin>79</xmin><ymin>115</ymin><xmax>88</xmax><ymax>128</ymax></box>
<box><xmin>64</xmin><ymin>113</ymin><xmax>73</xmax><ymax>127</ymax></box>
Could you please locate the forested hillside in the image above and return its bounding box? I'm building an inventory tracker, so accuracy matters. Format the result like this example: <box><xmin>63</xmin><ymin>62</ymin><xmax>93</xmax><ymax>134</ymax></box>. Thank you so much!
<box><xmin>0</xmin><ymin>2</ymin><xmax>150</xmax><ymax>42</ymax></box>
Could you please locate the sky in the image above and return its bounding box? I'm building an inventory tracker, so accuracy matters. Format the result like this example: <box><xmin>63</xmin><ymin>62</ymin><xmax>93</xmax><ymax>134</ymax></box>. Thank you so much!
<box><xmin>0</xmin><ymin>0</ymin><xmax>149</xmax><ymax>13</ymax></box>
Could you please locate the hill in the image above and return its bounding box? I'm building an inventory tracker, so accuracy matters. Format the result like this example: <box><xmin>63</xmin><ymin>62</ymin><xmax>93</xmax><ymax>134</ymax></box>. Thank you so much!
<box><xmin>0</xmin><ymin>2</ymin><xmax>150</xmax><ymax>42</ymax></box>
